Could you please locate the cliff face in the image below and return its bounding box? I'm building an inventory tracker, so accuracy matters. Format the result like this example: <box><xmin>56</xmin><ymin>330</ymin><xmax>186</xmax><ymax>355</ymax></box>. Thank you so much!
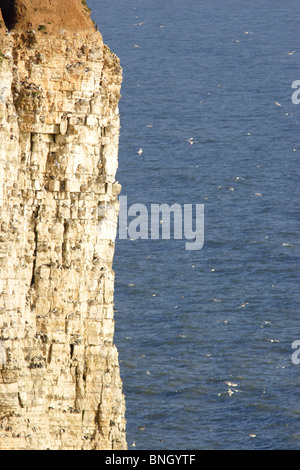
<box><xmin>0</xmin><ymin>1</ymin><xmax>126</xmax><ymax>450</ymax></box>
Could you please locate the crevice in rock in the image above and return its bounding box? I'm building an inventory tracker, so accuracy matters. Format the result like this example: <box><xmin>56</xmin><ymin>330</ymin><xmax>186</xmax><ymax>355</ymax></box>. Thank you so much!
<box><xmin>62</xmin><ymin>219</ymin><xmax>70</xmax><ymax>266</ymax></box>
<box><xmin>70</xmin><ymin>344</ymin><xmax>74</xmax><ymax>359</ymax></box>
<box><xmin>95</xmin><ymin>403</ymin><xmax>101</xmax><ymax>432</ymax></box>
<box><xmin>30</xmin><ymin>222</ymin><xmax>38</xmax><ymax>287</ymax></box>
<box><xmin>0</xmin><ymin>1</ymin><xmax>17</xmax><ymax>30</ymax></box>
<box><xmin>47</xmin><ymin>344</ymin><xmax>53</xmax><ymax>364</ymax></box>
<box><xmin>30</xmin><ymin>206</ymin><xmax>39</xmax><ymax>288</ymax></box>
<box><xmin>18</xmin><ymin>392</ymin><xmax>24</xmax><ymax>408</ymax></box>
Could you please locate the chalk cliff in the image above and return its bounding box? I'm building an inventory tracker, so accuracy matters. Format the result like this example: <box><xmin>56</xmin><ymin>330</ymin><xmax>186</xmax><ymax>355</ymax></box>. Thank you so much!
<box><xmin>0</xmin><ymin>0</ymin><xmax>126</xmax><ymax>450</ymax></box>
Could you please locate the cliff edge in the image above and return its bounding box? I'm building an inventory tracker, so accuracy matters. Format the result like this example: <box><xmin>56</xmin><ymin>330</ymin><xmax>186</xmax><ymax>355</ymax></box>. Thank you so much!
<box><xmin>0</xmin><ymin>0</ymin><xmax>126</xmax><ymax>450</ymax></box>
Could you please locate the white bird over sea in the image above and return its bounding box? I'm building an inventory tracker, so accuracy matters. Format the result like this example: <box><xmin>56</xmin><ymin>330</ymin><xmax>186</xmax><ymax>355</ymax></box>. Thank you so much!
<box><xmin>238</xmin><ymin>302</ymin><xmax>249</xmax><ymax>308</ymax></box>
<box><xmin>137</xmin><ymin>148</ymin><xmax>143</xmax><ymax>155</ymax></box>
<box><xmin>224</xmin><ymin>381</ymin><xmax>238</xmax><ymax>387</ymax></box>
<box><xmin>187</xmin><ymin>137</ymin><xmax>198</xmax><ymax>145</ymax></box>
<box><xmin>288</xmin><ymin>50</ymin><xmax>296</xmax><ymax>55</ymax></box>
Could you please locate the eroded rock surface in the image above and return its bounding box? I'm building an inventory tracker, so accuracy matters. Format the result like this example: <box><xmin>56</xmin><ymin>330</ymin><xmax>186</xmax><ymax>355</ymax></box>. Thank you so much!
<box><xmin>0</xmin><ymin>0</ymin><xmax>126</xmax><ymax>450</ymax></box>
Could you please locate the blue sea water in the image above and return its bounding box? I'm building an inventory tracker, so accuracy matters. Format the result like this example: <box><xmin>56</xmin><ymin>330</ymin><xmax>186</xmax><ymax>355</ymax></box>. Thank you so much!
<box><xmin>88</xmin><ymin>0</ymin><xmax>300</xmax><ymax>449</ymax></box>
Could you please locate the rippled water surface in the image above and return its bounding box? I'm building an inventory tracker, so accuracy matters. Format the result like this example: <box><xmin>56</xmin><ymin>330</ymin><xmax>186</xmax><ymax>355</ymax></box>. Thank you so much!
<box><xmin>88</xmin><ymin>0</ymin><xmax>300</xmax><ymax>449</ymax></box>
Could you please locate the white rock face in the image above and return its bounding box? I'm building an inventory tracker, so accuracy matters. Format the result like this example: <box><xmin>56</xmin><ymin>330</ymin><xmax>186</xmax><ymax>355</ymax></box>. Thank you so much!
<box><xmin>0</xmin><ymin>29</ymin><xmax>126</xmax><ymax>450</ymax></box>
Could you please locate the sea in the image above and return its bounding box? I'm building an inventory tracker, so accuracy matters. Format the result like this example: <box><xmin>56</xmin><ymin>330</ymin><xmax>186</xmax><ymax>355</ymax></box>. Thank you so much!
<box><xmin>88</xmin><ymin>0</ymin><xmax>300</xmax><ymax>450</ymax></box>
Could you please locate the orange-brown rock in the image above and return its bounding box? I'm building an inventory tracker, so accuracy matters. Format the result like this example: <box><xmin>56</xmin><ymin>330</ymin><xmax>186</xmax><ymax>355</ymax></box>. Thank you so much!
<box><xmin>0</xmin><ymin>0</ymin><xmax>94</xmax><ymax>33</ymax></box>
